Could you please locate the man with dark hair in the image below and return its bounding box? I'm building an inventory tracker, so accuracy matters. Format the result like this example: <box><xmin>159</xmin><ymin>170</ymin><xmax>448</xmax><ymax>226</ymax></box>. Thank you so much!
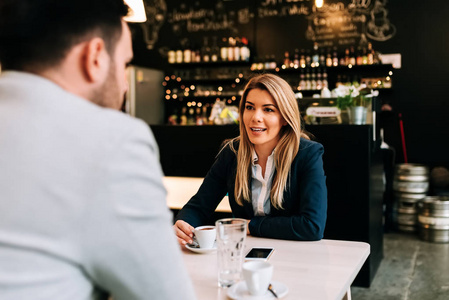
<box><xmin>0</xmin><ymin>1</ymin><xmax>196</xmax><ymax>299</ymax></box>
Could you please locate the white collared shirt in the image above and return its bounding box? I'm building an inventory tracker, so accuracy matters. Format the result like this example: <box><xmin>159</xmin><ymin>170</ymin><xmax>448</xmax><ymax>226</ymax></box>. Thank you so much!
<box><xmin>251</xmin><ymin>150</ymin><xmax>276</xmax><ymax>216</ymax></box>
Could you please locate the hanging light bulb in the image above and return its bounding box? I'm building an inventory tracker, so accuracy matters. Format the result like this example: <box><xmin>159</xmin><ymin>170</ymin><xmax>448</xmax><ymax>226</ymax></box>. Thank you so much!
<box><xmin>123</xmin><ymin>0</ymin><xmax>147</xmax><ymax>23</ymax></box>
<box><xmin>315</xmin><ymin>0</ymin><xmax>324</xmax><ymax>8</ymax></box>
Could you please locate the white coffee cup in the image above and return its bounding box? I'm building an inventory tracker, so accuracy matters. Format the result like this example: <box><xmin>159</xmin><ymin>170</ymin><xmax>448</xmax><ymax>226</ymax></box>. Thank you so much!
<box><xmin>242</xmin><ymin>261</ymin><xmax>273</xmax><ymax>296</ymax></box>
<box><xmin>193</xmin><ymin>225</ymin><xmax>216</xmax><ymax>249</ymax></box>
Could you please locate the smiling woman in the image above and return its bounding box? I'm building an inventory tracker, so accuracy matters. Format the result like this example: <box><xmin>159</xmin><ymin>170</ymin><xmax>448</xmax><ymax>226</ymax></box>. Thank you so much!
<box><xmin>173</xmin><ymin>73</ymin><xmax>328</xmax><ymax>243</ymax></box>
<box><xmin>243</xmin><ymin>89</ymin><xmax>288</xmax><ymax>161</ymax></box>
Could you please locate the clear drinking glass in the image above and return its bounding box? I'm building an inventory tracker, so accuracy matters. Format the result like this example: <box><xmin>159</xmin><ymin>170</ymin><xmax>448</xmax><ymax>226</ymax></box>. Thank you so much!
<box><xmin>215</xmin><ymin>218</ymin><xmax>247</xmax><ymax>288</ymax></box>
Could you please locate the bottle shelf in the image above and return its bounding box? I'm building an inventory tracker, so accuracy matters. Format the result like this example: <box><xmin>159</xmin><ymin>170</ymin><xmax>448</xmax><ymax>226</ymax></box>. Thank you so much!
<box><xmin>167</xmin><ymin>77</ymin><xmax>245</xmax><ymax>84</ymax></box>
<box><xmin>164</xmin><ymin>61</ymin><xmax>393</xmax><ymax>125</ymax></box>
<box><xmin>166</xmin><ymin>94</ymin><xmax>241</xmax><ymax>100</ymax></box>
<box><xmin>251</xmin><ymin>63</ymin><xmax>393</xmax><ymax>73</ymax></box>
<box><xmin>167</xmin><ymin>60</ymin><xmax>252</xmax><ymax>68</ymax></box>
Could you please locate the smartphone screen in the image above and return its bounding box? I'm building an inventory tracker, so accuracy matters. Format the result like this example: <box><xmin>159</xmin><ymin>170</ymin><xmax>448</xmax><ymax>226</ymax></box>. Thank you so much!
<box><xmin>245</xmin><ymin>247</ymin><xmax>274</xmax><ymax>260</ymax></box>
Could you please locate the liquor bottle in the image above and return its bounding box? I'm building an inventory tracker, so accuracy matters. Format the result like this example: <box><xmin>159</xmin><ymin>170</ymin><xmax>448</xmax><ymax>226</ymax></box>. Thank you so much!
<box><xmin>319</xmin><ymin>48</ymin><xmax>326</xmax><ymax>67</ymax></box>
<box><xmin>344</xmin><ymin>48</ymin><xmax>350</xmax><ymax>66</ymax></box>
<box><xmin>180</xmin><ymin>107</ymin><xmax>187</xmax><ymax>125</ymax></box>
<box><xmin>339</xmin><ymin>55</ymin><xmax>345</xmax><ymax>67</ymax></box>
<box><xmin>305</xmin><ymin>70</ymin><xmax>312</xmax><ymax>90</ymax></box>
<box><xmin>234</xmin><ymin>37</ymin><xmax>241</xmax><ymax>61</ymax></box>
<box><xmin>316</xmin><ymin>69</ymin><xmax>322</xmax><ymax>90</ymax></box>
<box><xmin>264</xmin><ymin>55</ymin><xmax>271</xmax><ymax>70</ymax></box>
<box><xmin>332</xmin><ymin>47</ymin><xmax>339</xmax><ymax>67</ymax></box>
<box><xmin>211</xmin><ymin>36</ymin><xmax>219</xmax><ymax>62</ymax></box>
<box><xmin>240</xmin><ymin>37</ymin><xmax>251</xmax><ymax>62</ymax></box>
<box><xmin>201</xmin><ymin>36</ymin><xmax>210</xmax><ymax>63</ymax></box>
<box><xmin>362</xmin><ymin>47</ymin><xmax>368</xmax><ymax>65</ymax></box>
<box><xmin>312</xmin><ymin>42</ymin><xmax>319</xmax><ymax>68</ymax></box>
<box><xmin>349</xmin><ymin>46</ymin><xmax>356</xmax><ymax>66</ymax></box>
<box><xmin>183</xmin><ymin>41</ymin><xmax>191</xmax><ymax>63</ymax></box>
<box><xmin>220</xmin><ymin>37</ymin><xmax>228</xmax><ymax>62</ymax></box>
<box><xmin>299</xmin><ymin>70</ymin><xmax>306</xmax><ymax>90</ymax></box>
<box><xmin>176</xmin><ymin>46</ymin><xmax>183</xmax><ymax>64</ymax></box>
<box><xmin>227</xmin><ymin>37</ymin><xmax>235</xmax><ymax>62</ymax></box>
<box><xmin>269</xmin><ymin>55</ymin><xmax>277</xmax><ymax>69</ymax></box>
<box><xmin>310</xmin><ymin>70</ymin><xmax>317</xmax><ymax>90</ymax></box>
<box><xmin>195</xmin><ymin>49</ymin><xmax>201</xmax><ymax>63</ymax></box>
<box><xmin>299</xmin><ymin>49</ymin><xmax>306</xmax><ymax>68</ymax></box>
<box><xmin>190</xmin><ymin>42</ymin><xmax>199</xmax><ymax>63</ymax></box>
<box><xmin>322</xmin><ymin>69</ymin><xmax>328</xmax><ymax>89</ymax></box>
<box><xmin>187</xmin><ymin>107</ymin><xmax>196</xmax><ymax>125</ymax></box>
<box><xmin>250</xmin><ymin>57</ymin><xmax>258</xmax><ymax>71</ymax></box>
<box><xmin>305</xmin><ymin>49</ymin><xmax>312</xmax><ymax>67</ymax></box>
<box><xmin>195</xmin><ymin>107</ymin><xmax>204</xmax><ymax>125</ymax></box>
<box><xmin>356</xmin><ymin>47</ymin><xmax>363</xmax><ymax>65</ymax></box>
<box><xmin>167</xmin><ymin>108</ymin><xmax>178</xmax><ymax>125</ymax></box>
<box><xmin>326</xmin><ymin>48</ymin><xmax>333</xmax><ymax>67</ymax></box>
<box><xmin>367</xmin><ymin>42</ymin><xmax>374</xmax><ymax>65</ymax></box>
<box><xmin>168</xmin><ymin>50</ymin><xmax>175</xmax><ymax>64</ymax></box>
<box><xmin>293</xmin><ymin>48</ymin><xmax>300</xmax><ymax>68</ymax></box>
<box><xmin>283</xmin><ymin>51</ymin><xmax>291</xmax><ymax>68</ymax></box>
<box><xmin>256</xmin><ymin>57</ymin><xmax>264</xmax><ymax>70</ymax></box>
<box><xmin>201</xmin><ymin>106</ymin><xmax>209</xmax><ymax>125</ymax></box>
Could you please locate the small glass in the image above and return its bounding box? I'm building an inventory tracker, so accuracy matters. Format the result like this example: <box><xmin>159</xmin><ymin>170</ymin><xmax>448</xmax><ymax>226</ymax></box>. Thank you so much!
<box><xmin>215</xmin><ymin>218</ymin><xmax>247</xmax><ymax>288</ymax></box>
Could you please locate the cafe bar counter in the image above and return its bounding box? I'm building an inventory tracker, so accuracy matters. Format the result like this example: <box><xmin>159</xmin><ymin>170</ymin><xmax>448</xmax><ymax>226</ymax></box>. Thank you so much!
<box><xmin>153</xmin><ymin>124</ymin><xmax>384</xmax><ymax>287</ymax></box>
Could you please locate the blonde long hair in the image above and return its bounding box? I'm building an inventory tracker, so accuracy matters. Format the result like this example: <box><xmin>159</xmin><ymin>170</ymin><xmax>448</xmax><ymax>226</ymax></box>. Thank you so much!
<box><xmin>227</xmin><ymin>73</ymin><xmax>308</xmax><ymax>210</ymax></box>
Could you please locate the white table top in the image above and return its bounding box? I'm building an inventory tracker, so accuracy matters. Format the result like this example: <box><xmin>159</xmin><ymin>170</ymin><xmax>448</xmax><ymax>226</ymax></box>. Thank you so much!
<box><xmin>163</xmin><ymin>176</ymin><xmax>231</xmax><ymax>212</ymax></box>
<box><xmin>181</xmin><ymin>236</ymin><xmax>370</xmax><ymax>300</ymax></box>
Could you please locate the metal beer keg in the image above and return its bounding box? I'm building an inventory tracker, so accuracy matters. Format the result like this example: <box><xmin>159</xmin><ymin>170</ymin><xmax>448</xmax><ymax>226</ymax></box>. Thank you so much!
<box><xmin>393</xmin><ymin>164</ymin><xmax>429</xmax><ymax>232</ymax></box>
<box><xmin>393</xmin><ymin>164</ymin><xmax>429</xmax><ymax>194</ymax></box>
<box><xmin>418</xmin><ymin>196</ymin><xmax>449</xmax><ymax>243</ymax></box>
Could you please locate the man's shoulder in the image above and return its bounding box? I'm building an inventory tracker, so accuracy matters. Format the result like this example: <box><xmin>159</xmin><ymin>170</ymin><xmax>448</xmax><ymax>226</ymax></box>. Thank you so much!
<box><xmin>1</xmin><ymin>71</ymin><xmax>153</xmax><ymax>150</ymax></box>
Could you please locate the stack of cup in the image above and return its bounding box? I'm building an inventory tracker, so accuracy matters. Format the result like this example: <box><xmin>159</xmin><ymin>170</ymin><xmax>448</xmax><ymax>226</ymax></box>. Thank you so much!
<box><xmin>215</xmin><ymin>218</ymin><xmax>247</xmax><ymax>288</ymax></box>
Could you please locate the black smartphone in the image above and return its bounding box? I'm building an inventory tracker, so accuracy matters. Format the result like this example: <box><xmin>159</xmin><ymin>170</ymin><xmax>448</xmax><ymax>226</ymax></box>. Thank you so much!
<box><xmin>245</xmin><ymin>247</ymin><xmax>275</xmax><ymax>261</ymax></box>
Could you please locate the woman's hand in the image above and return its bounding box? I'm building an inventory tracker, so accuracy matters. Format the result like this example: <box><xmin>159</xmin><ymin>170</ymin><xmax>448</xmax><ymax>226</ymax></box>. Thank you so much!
<box><xmin>247</xmin><ymin>219</ymin><xmax>251</xmax><ymax>235</ymax></box>
<box><xmin>173</xmin><ymin>220</ymin><xmax>194</xmax><ymax>246</ymax></box>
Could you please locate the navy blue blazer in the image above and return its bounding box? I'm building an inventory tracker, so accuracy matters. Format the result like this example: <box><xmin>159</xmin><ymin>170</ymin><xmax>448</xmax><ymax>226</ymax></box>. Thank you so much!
<box><xmin>175</xmin><ymin>138</ymin><xmax>327</xmax><ymax>241</ymax></box>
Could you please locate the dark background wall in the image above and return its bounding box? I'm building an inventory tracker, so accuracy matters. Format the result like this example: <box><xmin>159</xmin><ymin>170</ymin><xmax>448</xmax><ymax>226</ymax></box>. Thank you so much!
<box><xmin>130</xmin><ymin>0</ymin><xmax>449</xmax><ymax>168</ymax></box>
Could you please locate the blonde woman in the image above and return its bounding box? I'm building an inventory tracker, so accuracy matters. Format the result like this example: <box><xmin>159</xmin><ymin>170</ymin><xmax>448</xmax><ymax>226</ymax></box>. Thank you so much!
<box><xmin>174</xmin><ymin>73</ymin><xmax>327</xmax><ymax>243</ymax></box>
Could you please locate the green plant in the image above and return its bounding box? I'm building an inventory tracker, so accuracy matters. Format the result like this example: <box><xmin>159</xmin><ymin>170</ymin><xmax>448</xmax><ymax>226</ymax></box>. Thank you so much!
<box><xmin>336</xmin><ymin>87</ymin><xmax>371</xmax><ymax>110</ymax></box>
<box><xmin>336</xmin><ymin>94</ymin><xmax>354</xmax><ymax>110</ymax></box>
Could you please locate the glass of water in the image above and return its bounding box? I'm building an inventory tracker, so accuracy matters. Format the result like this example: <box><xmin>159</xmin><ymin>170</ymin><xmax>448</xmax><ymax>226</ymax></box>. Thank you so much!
<box><xmin>215</xmin><ymin>218</ymin><xmax>247</xmax><ymax>288</ymax></box>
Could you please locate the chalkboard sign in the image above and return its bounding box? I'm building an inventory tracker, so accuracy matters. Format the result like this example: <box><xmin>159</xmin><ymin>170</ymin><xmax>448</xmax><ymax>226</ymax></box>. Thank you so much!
<box><xmin>132</xmin><ymin>0</ymin><xmax>256</xmax><ymax>67</ymax></box>
<box><xmin>131</xmin><ymin>0</ymin><xmax>395</xmax><ymax>68</ymax></box>
<box><xmin>255</xmin><ymin>0</ymin><xmax>396</xmax><ymax>59</ymax></box>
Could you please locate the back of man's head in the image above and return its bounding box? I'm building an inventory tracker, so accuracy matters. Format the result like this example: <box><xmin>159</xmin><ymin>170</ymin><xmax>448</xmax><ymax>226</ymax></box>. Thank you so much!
<box><xmin>0</xmin><ymin>0</ymin><xmax>129</xmax><ymax>72</ymax></box>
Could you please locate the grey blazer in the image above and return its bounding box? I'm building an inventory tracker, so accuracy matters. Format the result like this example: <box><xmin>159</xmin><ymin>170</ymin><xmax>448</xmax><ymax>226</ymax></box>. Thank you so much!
<box><xmin>0</xmin><ymin>72</ymin><xmax>196</xmax><ymax>300</ymax></box>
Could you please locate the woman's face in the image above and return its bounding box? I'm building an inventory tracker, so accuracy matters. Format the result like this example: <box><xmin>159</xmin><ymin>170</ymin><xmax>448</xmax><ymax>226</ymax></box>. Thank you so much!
<box><xmin>243</xmin><ymin>88</ymin><xmax>287</xmax><ymax>153</ymax></box>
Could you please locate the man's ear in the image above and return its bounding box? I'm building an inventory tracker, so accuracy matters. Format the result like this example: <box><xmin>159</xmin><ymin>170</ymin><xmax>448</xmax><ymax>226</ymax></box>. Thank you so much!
<box><xmin>82</xmin><ymin>38</ymin><xmax>109</xmax><ymax>83</ymax></box>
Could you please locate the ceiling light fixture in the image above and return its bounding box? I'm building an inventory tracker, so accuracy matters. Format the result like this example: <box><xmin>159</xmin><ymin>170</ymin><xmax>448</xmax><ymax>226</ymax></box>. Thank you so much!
<box><xmin>124</xmin><ymin>0</ymin><xmax>147</xmax><ymax>23</ymax></box>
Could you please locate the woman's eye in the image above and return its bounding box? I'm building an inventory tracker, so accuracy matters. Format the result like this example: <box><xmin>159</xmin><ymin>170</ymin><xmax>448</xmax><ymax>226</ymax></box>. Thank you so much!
<box><xmin>265</xmin><ymin>108</ymin><xmax>274</xmax><ymax>112</ymax></box>
<box><xmin>245</xmin><ymin>105</ymin><xmax>254</xmax><ymax>110</ymax></box>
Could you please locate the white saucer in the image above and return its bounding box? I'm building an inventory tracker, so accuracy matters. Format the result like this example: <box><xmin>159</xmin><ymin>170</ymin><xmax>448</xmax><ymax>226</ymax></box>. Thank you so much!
<box><xmin>185</xmin><ymin>244</ymin><xmax>217</xmax><ymax>254</ymax></box>
<box><xmin>227</xmin><ymin>281</ymin><xmax>288</xmax><ymax>299</ymax></box>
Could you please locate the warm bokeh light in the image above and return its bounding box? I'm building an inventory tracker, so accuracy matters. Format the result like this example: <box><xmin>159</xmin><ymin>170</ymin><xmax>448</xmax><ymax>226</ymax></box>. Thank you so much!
<box><xmin>315</xmin><ymin>0</ymin><xmax>323</xmax><ymax>8</ymax></box>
